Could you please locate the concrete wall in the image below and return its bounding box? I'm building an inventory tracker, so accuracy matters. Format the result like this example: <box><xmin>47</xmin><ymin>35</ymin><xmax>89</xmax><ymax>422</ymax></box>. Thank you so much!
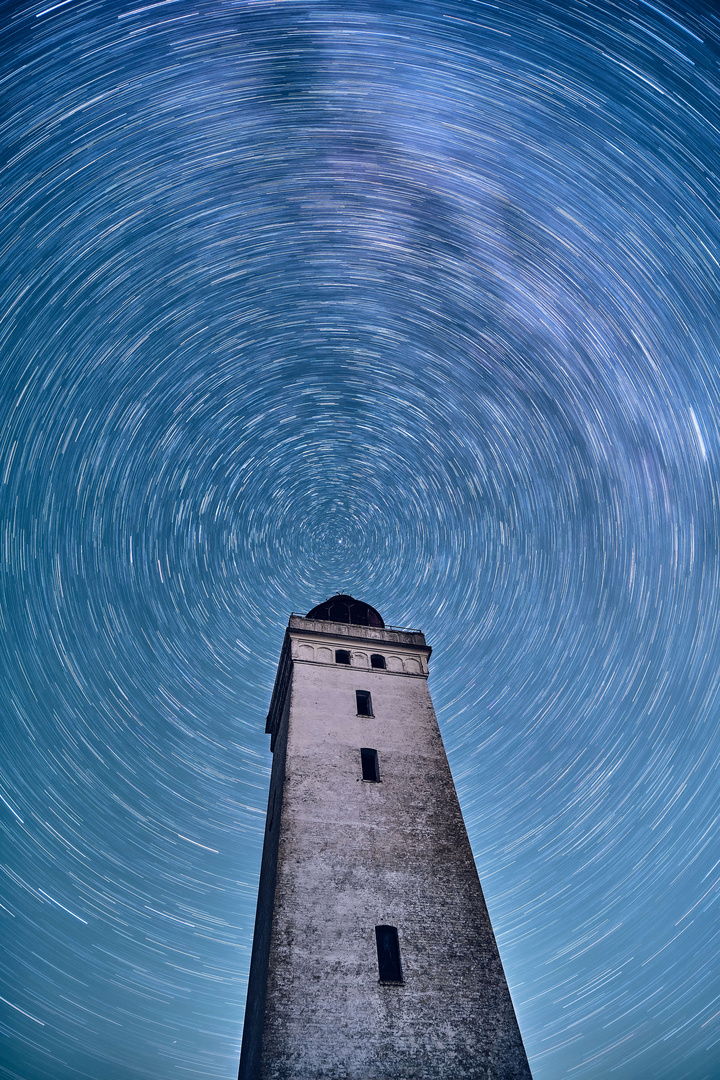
<box><xmin>238</xmin><ymin>638</ymin><xmax>292</xmax><ymax>1080</ymax></box>
<box><xmin>239</xmin><ymin>618</ymin><xmax>532</xmax><ymax>1080</ymax></box>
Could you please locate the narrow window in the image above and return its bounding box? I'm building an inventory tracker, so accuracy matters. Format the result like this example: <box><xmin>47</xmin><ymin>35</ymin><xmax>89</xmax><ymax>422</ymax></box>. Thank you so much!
<box><xmin>375</xmin><ymin>925</ymin><xmax>403</xmax><ymax>983</ymax></box>
<box><xmin>360</xmin><ymin>747</ymin><xmax>380</xmax><ymax>782</ymax></box>
<box><xmin>356</xmin><ymin>689</ymin><xmax>373</xmax><ymax>716</ymax></box>
<box><xmin>335</xmin><ymin>649</ymin><xmax>351</xmax><ymax>665</ymax></box>
<box><xmin>370</xmin><ymin>653</ymin><xmax>386</xmax><ymax>670</ymax></box>
<box><xmin>267</xmin><ymin>790</ymin><xmax>277</xmax><ymax>832</ymax></box>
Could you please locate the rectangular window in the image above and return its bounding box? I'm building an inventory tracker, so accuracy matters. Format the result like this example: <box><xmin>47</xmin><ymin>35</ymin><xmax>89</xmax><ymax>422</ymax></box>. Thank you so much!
<box><xmin>375</xmin><ymin>925</ymin><xmax>403</xmax><ymax>983</ymax></box>
<box><xmin>356</xmin><ymin>689</ymin><xmax>373</xmax><ymax>716</ymax></box>
<box><xmin>360</xmin><ymin>747</ymin><xmax>380</xmax><ymax>782</ymax></box>
<box><xmin>335</xmin><ymin>649</ymin><xmax>351</xmax><ymax>665</ymax></box>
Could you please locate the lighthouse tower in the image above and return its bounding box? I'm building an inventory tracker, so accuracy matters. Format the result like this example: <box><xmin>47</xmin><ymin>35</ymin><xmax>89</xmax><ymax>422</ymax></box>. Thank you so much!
<box><xmin>238</xmin><ymin>595</ymin><xmax>532</xmax><ymax>1080</ymax></box>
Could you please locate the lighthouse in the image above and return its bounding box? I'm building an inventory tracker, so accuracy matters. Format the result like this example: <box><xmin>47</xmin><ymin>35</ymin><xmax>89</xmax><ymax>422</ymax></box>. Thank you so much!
<box><xmin>238</xmin><ymin>594</ymin><xmax>532</xmax><ymax>1079</ymax></box>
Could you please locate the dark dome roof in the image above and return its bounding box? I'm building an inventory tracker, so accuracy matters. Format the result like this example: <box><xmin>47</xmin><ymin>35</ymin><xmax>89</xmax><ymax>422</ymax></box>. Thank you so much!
<box><xmin>306</xmin><ymin>594</ymin><xmax>385</xmax><ymax>628</ymax></box>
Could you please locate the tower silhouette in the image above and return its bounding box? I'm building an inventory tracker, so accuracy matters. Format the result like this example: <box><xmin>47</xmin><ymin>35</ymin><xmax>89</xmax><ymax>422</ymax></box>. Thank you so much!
<box><xmin>239</xmin><ymin>595</ymin><xmax>532</xmax><ymax>1079</ymax></box>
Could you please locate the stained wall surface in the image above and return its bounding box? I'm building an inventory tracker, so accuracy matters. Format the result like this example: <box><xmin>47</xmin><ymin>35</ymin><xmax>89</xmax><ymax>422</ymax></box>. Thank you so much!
<box><xmin>239</xmin><ymin>617</ymin><xmax>532</xmax><ymax>1080</ymax></box>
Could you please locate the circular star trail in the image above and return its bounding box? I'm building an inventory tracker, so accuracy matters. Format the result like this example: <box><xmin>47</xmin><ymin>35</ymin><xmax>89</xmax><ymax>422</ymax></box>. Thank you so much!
<box><xmin>1</xmin><ymin>1</ymin><xmax>719</xmax><ymax>1078</ymax></box>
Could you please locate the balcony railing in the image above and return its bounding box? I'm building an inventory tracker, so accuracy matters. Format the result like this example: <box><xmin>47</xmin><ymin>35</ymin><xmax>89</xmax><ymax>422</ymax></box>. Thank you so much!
<box><xmin>290</xmin><ymin>613</ymin><xmax>422</xmax><ymax>635</ymax></box>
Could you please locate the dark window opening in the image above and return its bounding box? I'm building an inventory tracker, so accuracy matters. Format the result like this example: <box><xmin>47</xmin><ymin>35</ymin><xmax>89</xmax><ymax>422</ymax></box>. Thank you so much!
<box><xmin>360</xmin><ymin>747</ymin><xmax>380</xmax><ymax>782</ymax></box>
<box><xmin>370</xmin><ymin>654</ymin><xmax>386</xmax><ymax>670</ymax></box>
<box><xmin>375</xmin><ymin>925</ymin><xmax>403</xmax><ymax>983</ymax></box>
<box><xmin>267</xmin><ymin>790</ymin><xmax>278</xmax><ymax>832</ymax></box>
<box><xmin>356</xmin><ymin>690</ymin><xmax>373</xmax><ymax>716</ymax></box>
<box><xmin>335</xmin><ymin>649</ymin><xmax>351</xmax><ymax>665</ymax></box>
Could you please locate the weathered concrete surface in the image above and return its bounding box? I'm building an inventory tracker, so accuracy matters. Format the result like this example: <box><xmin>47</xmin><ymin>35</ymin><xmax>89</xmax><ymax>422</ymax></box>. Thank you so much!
<box><xmin>239</xmin><ymin>615</ymin><xmax>532</xmax><ymax>1080</ymax></box>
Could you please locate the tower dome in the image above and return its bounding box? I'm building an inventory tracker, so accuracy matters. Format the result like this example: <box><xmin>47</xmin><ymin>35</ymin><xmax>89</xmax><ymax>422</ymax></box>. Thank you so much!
<box><xmin>305</xmin><ymin>593</ymin><xmax>385</xmax><ymax>628</ymax></box>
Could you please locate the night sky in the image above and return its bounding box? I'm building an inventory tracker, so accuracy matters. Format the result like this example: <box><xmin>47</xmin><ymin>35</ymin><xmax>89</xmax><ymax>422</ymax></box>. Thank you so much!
<box><xmin>1</xmin><ymin>0</ymin><xmax>719</xmax><ymax>1078</ymax></box>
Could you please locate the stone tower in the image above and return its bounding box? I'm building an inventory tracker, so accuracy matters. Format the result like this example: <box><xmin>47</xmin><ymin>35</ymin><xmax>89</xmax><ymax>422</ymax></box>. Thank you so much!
<box><xmin>238</xmin><ymin>595</ymin><xmax>532</xmax><ymax>1080</ymax></box>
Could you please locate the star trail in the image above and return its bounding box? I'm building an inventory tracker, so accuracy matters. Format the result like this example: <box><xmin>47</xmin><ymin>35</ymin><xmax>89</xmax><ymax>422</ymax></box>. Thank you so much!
<box><xmin>1</xmin><ymin>1</ymin><xmax>719</xmax><ymax>1078</ymax></box>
